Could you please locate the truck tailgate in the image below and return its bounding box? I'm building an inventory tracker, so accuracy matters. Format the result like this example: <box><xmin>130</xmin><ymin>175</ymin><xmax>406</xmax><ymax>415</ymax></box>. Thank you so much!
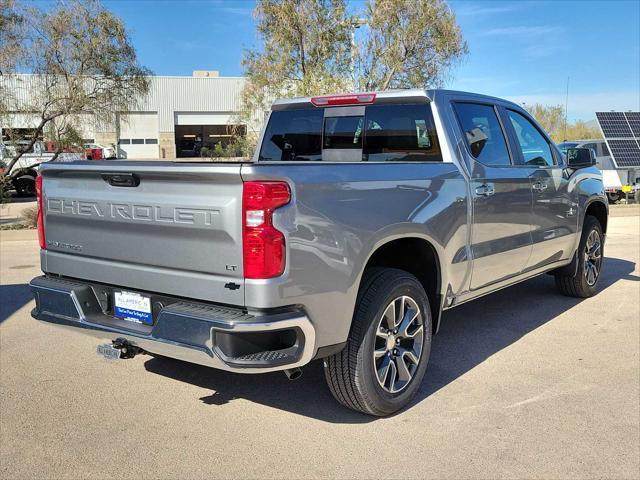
<box><xmin>40</xmin><ymin>161</ymin><xmax>245</xmax><ymax>305</ymax></box>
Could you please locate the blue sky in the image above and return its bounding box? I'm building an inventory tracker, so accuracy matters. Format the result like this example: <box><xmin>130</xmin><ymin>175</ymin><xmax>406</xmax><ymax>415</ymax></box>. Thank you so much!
<box><xmin>100</xmin><ymin>0</ymin><xmax>640</xmax><ymax>121</ymax></box>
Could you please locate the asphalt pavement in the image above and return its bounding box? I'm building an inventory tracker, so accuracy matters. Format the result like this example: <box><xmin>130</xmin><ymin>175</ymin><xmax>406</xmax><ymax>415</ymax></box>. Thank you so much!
<box><xmin>1</xmin><ymin>216</ymin><xmax>638</xmax><ymax>479</ymax></box>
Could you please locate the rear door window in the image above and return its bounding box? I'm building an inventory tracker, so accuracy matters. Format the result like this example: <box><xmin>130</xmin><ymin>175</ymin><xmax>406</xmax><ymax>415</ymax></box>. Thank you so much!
<box><xmin>453</xmin><ymin>103</ymin><xmax>512</xmax><ymax>166</ymax></box>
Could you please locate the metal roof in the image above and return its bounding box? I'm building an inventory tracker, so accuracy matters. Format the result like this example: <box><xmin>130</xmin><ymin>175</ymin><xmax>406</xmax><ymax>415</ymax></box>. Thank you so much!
<box><xmin>1</xmin><ymin>74</ymin><xmax>246</xmax><ymax>132</ymax></box>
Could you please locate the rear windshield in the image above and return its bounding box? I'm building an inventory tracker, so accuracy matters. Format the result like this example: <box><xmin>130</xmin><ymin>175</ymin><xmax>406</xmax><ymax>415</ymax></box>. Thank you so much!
<box><xmin>258</xmin><ymin>103</ymin><xmax>442</xmax><ymax>162</ymax></box>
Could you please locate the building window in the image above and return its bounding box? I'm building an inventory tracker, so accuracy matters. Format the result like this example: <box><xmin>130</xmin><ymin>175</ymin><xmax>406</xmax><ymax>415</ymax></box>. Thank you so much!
<box><xmin>119</xmin><ymin>139</ymin><xmax>131</xmax><ymax>144</ymax></box>
<box><xmin>131</xmin><ymin>139</ymin><xmax>144</xmax><ymax>145</ymax></box>
<box><xmin>145</xmin><ymin>138</ymin><xmax>158</xmax><ymax>144</ymax></box>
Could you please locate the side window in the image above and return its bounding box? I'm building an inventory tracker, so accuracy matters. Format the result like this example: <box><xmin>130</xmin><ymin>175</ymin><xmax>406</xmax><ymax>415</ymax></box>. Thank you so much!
<box><xmin>363</xmin><ymin>104</ymin><xmax>442</xmax><ymax>162</ymax></box>
<box><xmin>453</xmin><ymin>103</ymin><xmax>511</xmax><ymax>166</ymax></box>
<box><xmin>582</xmin><ymin>143</ymin><xmax>597</xmax><ymax>158</ymax></box>
<box><xmin>507</xmin><ymin>110</ymin><xmax>555</xmax><ymax>167</ymax></box>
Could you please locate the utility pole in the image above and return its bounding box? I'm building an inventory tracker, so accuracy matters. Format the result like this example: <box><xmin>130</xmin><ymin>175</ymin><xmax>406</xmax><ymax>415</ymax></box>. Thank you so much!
<box><xmin>348</xmin><ymin>18</ymin><xmax>367</xmax><ymax>90</ymax></box>
<box><xmin>564</xmin><ymin>76</ymin><xmax>570</xmax><ymax>141</ymax></box>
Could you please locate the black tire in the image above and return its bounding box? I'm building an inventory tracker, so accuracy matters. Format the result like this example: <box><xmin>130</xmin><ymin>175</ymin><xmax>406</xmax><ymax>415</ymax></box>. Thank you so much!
<box><xmin>324</xmin><ymin>268</ymin><xmax>432</xmax><ymax>416</ymax></box>
<box><xmin>13</xmin><ymin>177</ymin><xmax>36</xmax><ymax>197</ymax></box>
<box><xmin>606</xmin><ymin>192</ymin><xmax>620</xmax><ymax>204</ymax></box>
<box><xmin>555</xmin><ymin>215</ymin><xmax>604</xmax><ymax>298</ymax></box>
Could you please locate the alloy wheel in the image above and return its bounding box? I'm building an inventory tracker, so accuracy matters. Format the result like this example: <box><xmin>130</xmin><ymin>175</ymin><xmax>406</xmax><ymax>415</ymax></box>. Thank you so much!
<box><xmin>373</xmin><ymin>296</ymin><xmax>424</xmax><ymax>394</ymax></box>
<box><xmin>584</xmin><ymin>229</ymin><xmax>602</xmax><ymax>286</ymax></box>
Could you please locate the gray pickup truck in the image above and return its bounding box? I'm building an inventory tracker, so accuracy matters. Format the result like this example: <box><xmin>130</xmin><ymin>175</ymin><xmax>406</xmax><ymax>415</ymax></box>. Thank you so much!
<box><xmin>30</xmin><ymin>89</ymin><xmax>608</xmax><ymax>416</ymax></box>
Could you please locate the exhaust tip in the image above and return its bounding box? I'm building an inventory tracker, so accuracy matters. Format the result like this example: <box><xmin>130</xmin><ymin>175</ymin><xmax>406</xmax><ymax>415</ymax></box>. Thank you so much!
<box><xmin>283</xmin><ymin>367</ymin><xmax>302</xmax><ymax>381</ymax></box>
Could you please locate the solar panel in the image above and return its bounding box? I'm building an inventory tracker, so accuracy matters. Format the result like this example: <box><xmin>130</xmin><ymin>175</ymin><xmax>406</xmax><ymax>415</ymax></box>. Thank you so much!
<box><xmin>607</xmin><ymin>139</ymin><xmax>640</xmax><ymax>167</ymax></box>
<box><xmin>626</xmin><ymin>112</ymin><xmax>640</xmax><ymax>137</ymax></box>
<box><xmin>595</xmin><ymin>111</ymin><xmax>640</xmax><ymax>167</ymax></box>
<box><xmin>596</xmin><ymin>112</ymin><xmax>633</xmax><ymax>138</ymax></box>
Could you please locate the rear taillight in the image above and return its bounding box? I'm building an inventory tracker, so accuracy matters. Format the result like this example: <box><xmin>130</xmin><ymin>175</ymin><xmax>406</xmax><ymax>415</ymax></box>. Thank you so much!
<box><xmin>35</xmin><ymin>175</ymin><xmax>46</xmax><ymax>249</ymax></box>
<box><xmin>242</xmin><ymin>181</ymin><xmax>290</xmax><ymax>279</ymax></box>
<box><xmin>310</xmin><ymin>92</ymin><xmax>376</xmax><ymax>107</ymax></box>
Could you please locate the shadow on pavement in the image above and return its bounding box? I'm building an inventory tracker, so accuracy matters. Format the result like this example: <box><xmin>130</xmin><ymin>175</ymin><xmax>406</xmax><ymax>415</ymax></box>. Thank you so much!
<box><xmin>144</xmin><ymin>256</ymin><xmax>637</xmax><ymax>423</ymax></box>
<box><xmin>0</xmin><ymin>283</ymin><xmax>33</xmax><ymax>324</ymax></box>
<box><xmin>2</xmin><ymin>196</ymin><xmax>36</xmax><ymax>203</ymax></box>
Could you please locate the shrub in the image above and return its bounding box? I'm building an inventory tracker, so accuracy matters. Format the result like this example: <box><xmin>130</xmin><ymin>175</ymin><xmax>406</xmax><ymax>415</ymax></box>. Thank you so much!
<box><xmin>20</xmin><ymin>206</ymin><xmax>38</xmax><ymax>228</ymax></box>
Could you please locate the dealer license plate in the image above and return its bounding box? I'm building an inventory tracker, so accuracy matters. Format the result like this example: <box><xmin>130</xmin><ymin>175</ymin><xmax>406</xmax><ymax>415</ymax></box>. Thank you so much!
<box><xmin>114</xmin><ymin>290</ymin><xmax>152</xmax><ymax>325</ymax></box>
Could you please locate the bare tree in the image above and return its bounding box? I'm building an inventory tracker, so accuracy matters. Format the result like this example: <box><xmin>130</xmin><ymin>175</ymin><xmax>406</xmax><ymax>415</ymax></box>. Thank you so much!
<box><xmin>0</xmin><ymin>0</ymin><xmax>151</xmax><ymax>174</ymax></box>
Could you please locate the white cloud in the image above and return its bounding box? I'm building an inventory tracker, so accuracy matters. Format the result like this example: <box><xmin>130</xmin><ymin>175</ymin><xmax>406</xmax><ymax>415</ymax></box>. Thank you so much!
<box><xmin>453</xmin><ymin>3</ymin><xmax>522</xmax><ymax>17</ymax></box>
<box><xmin>216</xmin><ymin>6</ymin><xmax>253</xmax><ymax>17</ymax></box>
<box><xmin>481</xmin><ymin>25</ymin><xmax>564</xmax><ymax>37</ymax></box>
<box><xmin>505</xmin><ymin>91</ymin><xmax>640</xmax><ymax>121</ymax></box>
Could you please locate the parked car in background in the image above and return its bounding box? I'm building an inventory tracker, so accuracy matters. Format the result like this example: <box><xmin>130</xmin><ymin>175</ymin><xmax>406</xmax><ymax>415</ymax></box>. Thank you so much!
<box><xmin>83</xmin><ymin>143</ymin><xmax>116</xmax><ymax>160</ymax></box>
<box><xmin>558</xmin><ymin>139</ymin><xmax>639</xmax><ymax>203</ymax></box>
<box><xmin>31</xmin><ymin>89</ymin><xmax>608</xmax><ymax>416</ymax></box>
<box><xmin>0</xmin><ymin>140</ymin><xmax>84</xmax><ymax>197</ymax></box>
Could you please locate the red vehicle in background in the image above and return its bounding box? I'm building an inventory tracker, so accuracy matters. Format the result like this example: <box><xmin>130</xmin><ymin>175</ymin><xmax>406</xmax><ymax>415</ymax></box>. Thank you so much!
<box><xmin>83</xmin><ymin>143</ymin><xmax>116</xmax><ymax>160</ymax></box>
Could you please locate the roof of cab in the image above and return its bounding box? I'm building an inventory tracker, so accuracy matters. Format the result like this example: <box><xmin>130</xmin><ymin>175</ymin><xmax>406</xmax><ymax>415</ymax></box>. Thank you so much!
<box><xmin>270</xmin><ymin>88</ymin><xmax>524</xmax><ymax>111</ymax></box>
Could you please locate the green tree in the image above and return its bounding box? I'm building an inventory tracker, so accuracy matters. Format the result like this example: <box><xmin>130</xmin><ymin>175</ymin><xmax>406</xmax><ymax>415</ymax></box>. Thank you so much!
<box><xmin>0</xmin><ymin>0</ymin><xmax>24</xmax><ymax>75</ymax></box>
<box><xmin>0</xmin><ymin>0</ymin><xmax>151</xmax><ymax>173</ymax></box>
<box><xmin>562</xmin><ymin>120</ymin><xmax>603</xmax><ymax>142</ymax></box>
<box><xmin>527</xmin><ymin>104</ymin><xmax>603</xmax><ymax>142</ymax></box>
<box><xmin>239</xmin><ymin>0</ymin><xmax>467</xmax><ymax>156</ymax></box>
<box><xmin>527</xmin><ymin>103</ymin><xmax>565</xmax><ymax>140</ymax></box>
<box><xmin>240</xmin><ymin>0</ymin><xmax>353</xmax><ymax>133</ymax></box>
<box><xmin>357</xmin><ymin>0</ymin><xmax>467</xmax><ymax>91</ymax></box>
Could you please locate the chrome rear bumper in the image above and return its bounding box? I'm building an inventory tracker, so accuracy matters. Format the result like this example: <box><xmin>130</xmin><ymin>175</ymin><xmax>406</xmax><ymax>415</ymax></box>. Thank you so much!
<box><xmin>30</xmin><ymin>276</ymin><xmax>316</xmax><ymax>373</ymax></box>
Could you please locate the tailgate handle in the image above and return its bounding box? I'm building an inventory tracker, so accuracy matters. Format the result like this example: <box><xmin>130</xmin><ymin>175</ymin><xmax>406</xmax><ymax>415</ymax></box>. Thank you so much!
<box><xmin>102</xmin><ymin>173</ymin><xmax>140</xmax><ymax>187</ymax></box>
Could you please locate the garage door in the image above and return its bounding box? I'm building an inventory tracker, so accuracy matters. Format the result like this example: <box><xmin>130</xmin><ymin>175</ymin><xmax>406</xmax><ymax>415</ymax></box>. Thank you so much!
<box><xmin>118</xmin><ymin>113</ymin><xmax>159</xmax><ymax>159</ymax></box>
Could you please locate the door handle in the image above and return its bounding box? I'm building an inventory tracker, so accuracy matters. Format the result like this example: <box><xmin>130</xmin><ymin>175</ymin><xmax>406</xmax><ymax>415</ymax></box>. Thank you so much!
<box><xmin>532</xmin><ymin>181</ymin><xmax>548</xmax><ymax>193</ymax></box>
<box><xmin>101</xmin><ymin>173</ymin><xmax>140</xmax><ymax>187</ymax></box>
<box><xmin>475</xmin><ymin>184</ymin><xmax>495</xmax><ymax>197</ymax></box>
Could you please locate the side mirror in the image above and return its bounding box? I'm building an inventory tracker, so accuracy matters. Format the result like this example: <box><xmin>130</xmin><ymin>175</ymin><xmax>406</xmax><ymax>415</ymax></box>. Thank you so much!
<box><xmin>566</xmin><ymin>148</ymin><xmax>595</xmax><ymax>169</ymax></box>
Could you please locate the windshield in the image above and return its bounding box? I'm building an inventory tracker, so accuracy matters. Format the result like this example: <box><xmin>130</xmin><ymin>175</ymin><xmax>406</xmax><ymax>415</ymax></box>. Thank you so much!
<box><xmin>258</xmin><ymin>104</ymin><xmax>442</xmax><ymax>162</ymax></box>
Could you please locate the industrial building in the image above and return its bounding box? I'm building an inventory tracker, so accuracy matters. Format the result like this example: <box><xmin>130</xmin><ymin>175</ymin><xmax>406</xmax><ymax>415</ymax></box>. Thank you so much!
<box><xmin>1</xmin><ymin>71</ymin><xmax>248</xmax><ymax>160</ymax></box>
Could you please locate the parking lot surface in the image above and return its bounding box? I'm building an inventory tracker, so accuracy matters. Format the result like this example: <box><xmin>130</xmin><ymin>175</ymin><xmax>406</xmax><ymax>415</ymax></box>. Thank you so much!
<box><xmin>1</xmin><ymin>216</ymin><xmax>638</xmax><ymax>479</ymax></box>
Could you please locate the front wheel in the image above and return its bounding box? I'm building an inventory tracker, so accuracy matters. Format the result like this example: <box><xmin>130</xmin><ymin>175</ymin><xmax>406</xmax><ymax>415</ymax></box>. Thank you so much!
<box><xmin>555</xmin><ymin>215</ymin><xmax>604</xmax><ymax>298</ymax></box>
<box><xmin>324</xmin><ymin>268</ymin><xmax>432</xmax><ymax>416</ymax></box>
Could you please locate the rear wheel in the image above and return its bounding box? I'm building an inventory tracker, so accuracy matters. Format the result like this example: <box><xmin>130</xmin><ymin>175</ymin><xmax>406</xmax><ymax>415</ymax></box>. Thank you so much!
<box><xmin>14</xmin><ymin>176</ymin><xmax>36</xmax><ymax>197</ymax></box>
<box><xmin>606</xmin><ymin>192</ymin><xmax>620</xmax><ymax>204</ymax></box>
<box><xmin>555</xmin><ymin>215</ymin><xmax>603</xmax><ymax>298</ymax></box>
<box><xmin>324</xmin><ymin>268</ymin><xmax>432</xmax><ymax>416</ymax></box>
